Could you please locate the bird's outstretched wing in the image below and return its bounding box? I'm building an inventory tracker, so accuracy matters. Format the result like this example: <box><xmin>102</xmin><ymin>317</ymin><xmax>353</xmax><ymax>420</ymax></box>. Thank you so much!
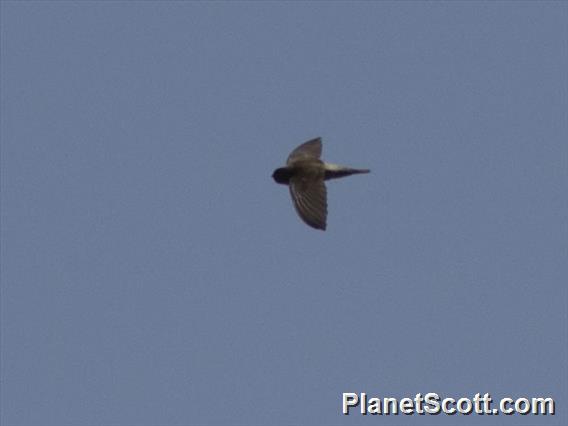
<box><xmin>289</xmin><ymin>175</ymin><xmax>327</xmax><ymax>230</ymax></box>
<box><xmin>287</xmin><ymin>137</ymin><xmax>322</xmax><ymax>166</ymax></box>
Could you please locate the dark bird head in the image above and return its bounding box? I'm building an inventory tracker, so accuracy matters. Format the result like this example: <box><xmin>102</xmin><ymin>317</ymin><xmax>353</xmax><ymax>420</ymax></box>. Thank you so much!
<box><xmin>272</xmin><ymin>167</ymin><xmax>293</xmax><ymax>184</ymax></box>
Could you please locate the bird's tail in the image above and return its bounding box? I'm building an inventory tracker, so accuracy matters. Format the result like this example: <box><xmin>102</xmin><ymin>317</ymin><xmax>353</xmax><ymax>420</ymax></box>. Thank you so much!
<box><xmin>324</xmin><ymin>163</ymin><xmax>370</xmax><ymax>180</ymax></box>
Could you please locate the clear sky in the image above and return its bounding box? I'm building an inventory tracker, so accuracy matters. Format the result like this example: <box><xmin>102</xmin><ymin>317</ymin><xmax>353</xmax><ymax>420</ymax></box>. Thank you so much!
<box><xmin>1</xmin><ymin>2</ymin><xmax>566</xmax><ymax>425</ymax></box>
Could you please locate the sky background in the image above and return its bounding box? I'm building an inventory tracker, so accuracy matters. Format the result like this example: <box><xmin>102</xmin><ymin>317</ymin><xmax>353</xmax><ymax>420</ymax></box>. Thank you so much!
<box><xmin>1</xmin><ymin>2</ymin><xmax>566</xmax><ymax>426</ymax></box>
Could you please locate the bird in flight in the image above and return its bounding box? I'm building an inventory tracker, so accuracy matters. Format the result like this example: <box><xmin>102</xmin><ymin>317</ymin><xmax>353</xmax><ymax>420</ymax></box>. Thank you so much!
<box><xmin>272</xmin><ymin>137</ymin><xmax>370</xmax><ymax>230</ymax></box>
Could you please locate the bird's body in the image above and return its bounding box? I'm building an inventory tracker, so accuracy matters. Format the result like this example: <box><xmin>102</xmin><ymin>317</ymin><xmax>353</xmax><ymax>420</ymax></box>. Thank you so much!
<box><xmin>272</xmin><ymin>137</ymin><xmax>370</xmax><ymax>230</ymax></box>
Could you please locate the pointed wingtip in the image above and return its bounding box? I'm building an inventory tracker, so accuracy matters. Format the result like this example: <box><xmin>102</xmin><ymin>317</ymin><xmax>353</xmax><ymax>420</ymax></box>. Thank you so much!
<box><xmin>310</xmin><ymin>222</ymin><xmax>326</xmax><ymax>231</ymax></box>
<box><xmin>307</xmin><ymin>221</ymin><xmax>326</xmax><ymax>231</ymax></box>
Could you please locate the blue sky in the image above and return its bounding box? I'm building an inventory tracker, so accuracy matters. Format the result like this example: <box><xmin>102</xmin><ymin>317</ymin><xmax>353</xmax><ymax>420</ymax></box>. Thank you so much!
<box><xmin>1</xmin><ymin>2</ymin><xmax>566</xmax><ymax>425</ymax></box>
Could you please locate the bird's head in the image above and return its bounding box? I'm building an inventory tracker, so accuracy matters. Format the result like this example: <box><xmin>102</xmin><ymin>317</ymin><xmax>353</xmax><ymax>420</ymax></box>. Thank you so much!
<box><xmin>272</xmin><ymin>167</ymin><xmax>292</xmax><ymax>184</ymax></box>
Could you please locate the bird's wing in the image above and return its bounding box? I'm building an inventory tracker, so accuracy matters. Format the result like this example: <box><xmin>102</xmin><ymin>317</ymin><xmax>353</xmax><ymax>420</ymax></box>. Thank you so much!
<box><xmin>287</xmin><ymin>137</ymin><xmax>322</xmax><ymax>166</ymax></box>
<box><xmin>289</xmin><ymin>175</ymin><xmax>327</xmax><ymax>230</ymax></box>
